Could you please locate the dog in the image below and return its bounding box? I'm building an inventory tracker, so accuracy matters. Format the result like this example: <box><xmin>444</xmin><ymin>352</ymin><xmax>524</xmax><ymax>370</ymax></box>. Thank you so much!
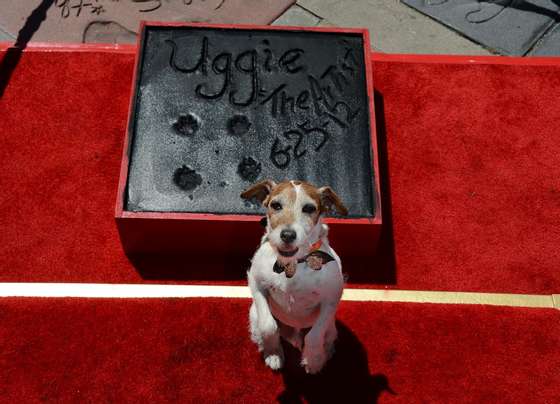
<box><xmin>241</xmin><ymin>179</ymin><xmax>348</xmax><ymax>374</ymax></box>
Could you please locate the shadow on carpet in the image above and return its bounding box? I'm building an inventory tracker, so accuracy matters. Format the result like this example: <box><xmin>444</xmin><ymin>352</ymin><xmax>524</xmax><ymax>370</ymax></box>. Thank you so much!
<box><xmin>278</xmin><ymin>321</ymin><xmax>395</xmax><ymax>404</ymax></box>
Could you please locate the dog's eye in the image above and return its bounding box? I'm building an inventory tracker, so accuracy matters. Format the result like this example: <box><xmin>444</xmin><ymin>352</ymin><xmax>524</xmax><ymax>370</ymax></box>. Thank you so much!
<box><xmin>302</xmin><ymin>204</ymin><xmax>317</xmax><ymax>214</ymax></box>
<box><xmin>270</xmin><ymin>201</ymin><xmax>282</xmax><ymax>211</ymax></box>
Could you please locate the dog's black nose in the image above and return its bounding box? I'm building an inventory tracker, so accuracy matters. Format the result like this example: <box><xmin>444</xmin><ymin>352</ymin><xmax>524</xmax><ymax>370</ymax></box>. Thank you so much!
<box><xmin>280</xmin><ymin>229</ymin><xmax>297</xmax><ymax>244</ymax></box>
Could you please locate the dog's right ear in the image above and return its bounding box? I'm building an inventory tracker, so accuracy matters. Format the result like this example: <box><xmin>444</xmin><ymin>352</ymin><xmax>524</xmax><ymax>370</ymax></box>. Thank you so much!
<box><xmin>319</xmin><ymin>186</ymin><xmax>349</xmax><ymax>216</ymax></box>
<box><xmin>240</xmin><ymin>180</ymin><xmax>276</xmax><ymax>205</ymax></box>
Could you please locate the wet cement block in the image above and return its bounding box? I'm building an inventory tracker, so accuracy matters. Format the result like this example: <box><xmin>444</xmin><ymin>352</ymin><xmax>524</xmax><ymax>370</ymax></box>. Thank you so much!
<box><xmin>126</xmin><ymin>25</ymin><xmax>376</xmax><ymax>218</ymax></box>
<box><xmin>402</xmin><ymin>0</ymin><xmax>559</xmax><ymax>55</ymax></box>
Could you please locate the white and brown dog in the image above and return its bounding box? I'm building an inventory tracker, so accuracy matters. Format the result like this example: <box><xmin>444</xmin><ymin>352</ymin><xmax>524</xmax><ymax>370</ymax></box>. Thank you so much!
<box><xmin>241</xmin><ymin>180</ymin><xmax>348</xmax><ymax>374</ymax></box>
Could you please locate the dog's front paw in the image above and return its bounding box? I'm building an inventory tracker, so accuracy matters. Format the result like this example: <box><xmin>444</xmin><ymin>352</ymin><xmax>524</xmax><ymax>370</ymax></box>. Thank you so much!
<box><xmin>301</xmin><ymin>333</ymin><xmax>327</xmax><ymax>374</ymax></box>
<box><xmin>264</xmin><ymin>352</ymin><xmax>284</xmax><ymax>371</ymax></box>
<box><xmin>300</xmin><ymin>351</ymin><xmax>326</xmax><ymax>375</ymax></box>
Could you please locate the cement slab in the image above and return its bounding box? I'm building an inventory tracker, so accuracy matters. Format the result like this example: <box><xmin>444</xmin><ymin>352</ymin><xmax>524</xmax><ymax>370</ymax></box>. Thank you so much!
<box><xmin>126</xmin><ymin>26</ymin><xmax>376</xmax><ymax>216</ymax></box>
<box><xmin>529</xmin><ymin>23</ymin><xmax>560</xmax><ymax>55</ymax></box>
<box><xmin>272</xmin><ymin>4</ymin><xmax>322</xmax><ymax>27</ymax></box>
<box><xmin>402</xmin><ymin>0</ymin><xmax>559</xmax><ymax>55</ymax></box>
<box><xmin>298</xmin><ymin>0</ymin><xmax>490</xmax><ymax>54</ymax></box>
<box><xmin>0</xmin><ymin>24</ymin><xmax>14</xmax><ymax>42</ymax></box>
<box><xmin>83</xmin><ymin>21</ymin><xmax>136</xmax><ymax>44</ymax></box>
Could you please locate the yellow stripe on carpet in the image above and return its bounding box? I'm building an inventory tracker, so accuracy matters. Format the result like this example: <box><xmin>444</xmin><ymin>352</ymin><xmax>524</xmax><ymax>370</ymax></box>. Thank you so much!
<box><xmin>0</xmin><ymin>283</ymin><xmax>556</xmax><ymax>309</ymax></box>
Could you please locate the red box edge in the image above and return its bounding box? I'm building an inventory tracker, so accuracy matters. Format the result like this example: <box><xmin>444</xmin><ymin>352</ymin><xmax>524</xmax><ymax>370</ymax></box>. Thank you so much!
<box><xmin>4</xmin><ymin>41</ymin><xmax>560</xmax><ymax>66</ymax></box>
<box><xmin>114</xmin><ymin>22</ymin><xmax>383</xmax><ymax>228</ymax></box>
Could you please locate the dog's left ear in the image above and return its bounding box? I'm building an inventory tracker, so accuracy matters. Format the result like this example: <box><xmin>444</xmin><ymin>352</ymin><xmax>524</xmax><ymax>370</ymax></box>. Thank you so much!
<box><xmin>319</xmin><ymin>186</ymin><xmax>349</xmax><ymax>216</ymax></box>
<box><xmin>240</xmin><ymin>180</ymin><xmax>276</xmax><ymax>205</ymax></box>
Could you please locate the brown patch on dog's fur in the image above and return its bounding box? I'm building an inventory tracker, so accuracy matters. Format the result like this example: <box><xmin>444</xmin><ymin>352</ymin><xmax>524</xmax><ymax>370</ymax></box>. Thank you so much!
<box><xmin>267</xmin><ymin>182</ymin><xmax>297</xmax><ymax>229</ymax></box>
<box><xmin>298</xmin><ymin>182</ymin><xmax>348</xmax><ymax>218</ymax></box>
<box><xmin>240</xmin><ymin>180</ymin><xmax>276</xmax><ymax>203</ymax></box>
<box><xmin>241</xmin><ymin>180</ymin><xmax>349</xmax><ymax>230</ymax></box>
<box><xmin>299</xmin><ymin>182</ymin><xmax>322</xmax><ymax>225</ymax></box>
<box><xmin>300</xmin><ymin>182</ymin><xmax>321</xmax><ymax>206</ymax></box>
<box><xmin>319</xmin><ymin>186</ymin><xmax>349</xmax><ymax>216</ymax></box>
<box><xmin>266</xmin><ymin>182</ymin><xmax>295</xmax><ymax>205</ymax></box>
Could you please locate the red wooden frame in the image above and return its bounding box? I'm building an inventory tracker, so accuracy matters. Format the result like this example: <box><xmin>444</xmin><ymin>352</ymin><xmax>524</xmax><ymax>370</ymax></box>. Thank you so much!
<box><xmin>3</xmin><ymin>40</ymin><xmax>560</xmax><ymax>64</ymax></box>
<box><xmin>114</xmin><ymin>21</ymin><xmax>382</xmax><ymax>258</ymax></box>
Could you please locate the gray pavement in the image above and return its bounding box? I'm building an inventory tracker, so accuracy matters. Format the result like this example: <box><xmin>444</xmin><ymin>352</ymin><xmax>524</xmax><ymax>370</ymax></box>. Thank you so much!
<box><xmin>530</xmin><ymin>24</ymin><xmax>560</xmax><ymax>55</ymax></box>
<box><xmin>272</xmin><ymin>4</ymin><xmax>323</xmax><ymax>27</ymax></box>
<box><xmin>402</xmin><ymin>0</ymin><xmax>559</xmax><ymax>56</ymax></box>
<box><xmin>0</xmin><ymin>24</ymin><xmax>14</xmax><ymax>42</ymax></box>
<box><xmin>2</xmin><ymin>1</ymin><xmax>560</xmax><ymax>55</ymax></box>
<box><xmin>275</xmin><ymin>1</ymin><xmax>492</xmax><ymax>55</ymax></box>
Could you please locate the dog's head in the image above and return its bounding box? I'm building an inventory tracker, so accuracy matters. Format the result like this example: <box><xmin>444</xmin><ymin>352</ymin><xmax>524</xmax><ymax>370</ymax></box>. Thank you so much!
<box><xmin>241</xmin><ymin>180</ymin><xmax>348</xmax><ymax>259</ymax></box>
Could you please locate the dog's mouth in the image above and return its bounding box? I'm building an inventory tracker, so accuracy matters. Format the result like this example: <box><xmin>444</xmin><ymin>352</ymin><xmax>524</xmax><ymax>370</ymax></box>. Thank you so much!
<box><xmin>277</xmin><ymin>247</ymin><xmax>299</xmax><ymax>257</ymax></box>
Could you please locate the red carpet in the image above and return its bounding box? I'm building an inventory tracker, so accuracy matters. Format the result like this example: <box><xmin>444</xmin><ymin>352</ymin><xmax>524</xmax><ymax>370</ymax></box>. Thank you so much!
<box><xmin>0</xmin><ymin>47</ymin><xmax>559</xmax><ymax>293</ymax></box>
<box><xmin>372</xmin><ymin>56</ymin><xmax>560</xmax><ymax>293</ymax></box>
<box><xmin>0</xmin><ymin>298</ymin><xmax>558</xmax><ymax>403</ymax></box>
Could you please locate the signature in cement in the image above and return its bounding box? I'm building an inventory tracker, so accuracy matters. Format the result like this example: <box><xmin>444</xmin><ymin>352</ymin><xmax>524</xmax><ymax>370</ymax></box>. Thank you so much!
<box><xmin>55</xmin><ymin>0</ymin><xmax>107</xmax><ymax>17</ymax></box>
<box><xmin>132</xmin><ymin>0</ymin><xmax>227</xmax><ymax>13</ymax></box>
<box><xmin>55</xmin><ymin>0</ymin><xmax>226</xmax><ymax>18</ymax></box>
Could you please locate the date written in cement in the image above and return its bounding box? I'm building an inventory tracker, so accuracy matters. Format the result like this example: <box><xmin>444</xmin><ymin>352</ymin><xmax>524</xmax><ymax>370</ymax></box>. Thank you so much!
<box><xmin>165</xmin><ymin>36</ymin><xmax>362</xmax><ymax>169</ymax></box>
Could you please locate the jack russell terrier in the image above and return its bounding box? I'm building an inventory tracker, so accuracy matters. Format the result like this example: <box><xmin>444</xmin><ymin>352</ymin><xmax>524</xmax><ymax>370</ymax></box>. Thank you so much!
<box><xmin>241</xmin><ymin>180</ymin><xmax>348</xmax><ymax>374</ymax></box>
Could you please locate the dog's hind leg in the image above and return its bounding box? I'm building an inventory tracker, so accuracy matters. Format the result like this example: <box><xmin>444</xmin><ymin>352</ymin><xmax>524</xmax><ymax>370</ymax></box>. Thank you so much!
<box><xmin>323</xmin><ymin>319</ymin><xmax>338</xmax><ymax>360</ymax></box>
<box><xmin>302</xmin><ymin>301</ymin><xmax>339</xmax><ymax>374</ymax></box>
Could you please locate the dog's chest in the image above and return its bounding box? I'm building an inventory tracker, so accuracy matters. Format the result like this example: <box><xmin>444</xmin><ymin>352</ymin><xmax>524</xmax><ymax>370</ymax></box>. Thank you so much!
<box><xmin>266</xmin><ymin>264</ymin><xmax>323</xmax><ymax>315</ymax></box>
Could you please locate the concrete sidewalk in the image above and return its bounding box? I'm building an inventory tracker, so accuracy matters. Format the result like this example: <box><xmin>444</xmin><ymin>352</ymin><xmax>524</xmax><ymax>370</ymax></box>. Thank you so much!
<box><xmin>2</xmin><ymin>1</ymin><xmax>559</xmax><ymax>55</ymax></box>
<box><xmin>0</xmin><ymin>0</ymin><xmax>490</xmax><ymax>55</ymax></box>
<box><xmin>273</xmin><ymin>1</ymin><xmax>560</xmax><ymax>56</ymax></box>
<box><xmin>273</xmin><ymin>1</ymin><xmax>492</xmax><ymax>55</ymax></box>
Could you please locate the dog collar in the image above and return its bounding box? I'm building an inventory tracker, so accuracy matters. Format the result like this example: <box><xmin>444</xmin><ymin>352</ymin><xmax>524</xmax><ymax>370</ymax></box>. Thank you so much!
<box><xmin>309</xmin><ymin>239</ymin><xmax>323</xmax><ymax>252</ymax></box>
<box><xmin>273</xmin><ymin>239</ymin><xmax>335</xmax><ymax>278</ymax></box>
